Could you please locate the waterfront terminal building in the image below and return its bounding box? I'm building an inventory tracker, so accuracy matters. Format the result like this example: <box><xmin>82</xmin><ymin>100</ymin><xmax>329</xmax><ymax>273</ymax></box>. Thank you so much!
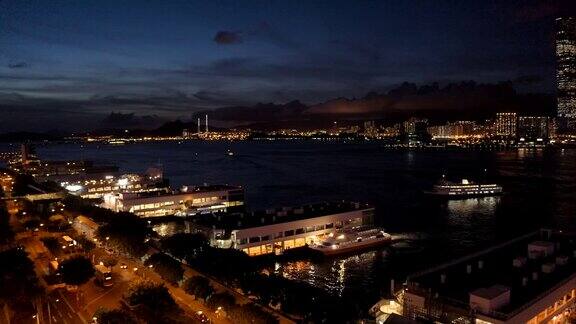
<box><xmin>372</xmin><ymin>229</ymin><xmax>576</xmax><ymax>324</ymax></box>
<box><xmin>194</xmin><ymin>201</ymin><xmax>375</xmax><ymax>256</ymax></box>
<box><xmin>102</xmin><ymin>184</ymin><xmax>244</xmax><ymax>217</ymax></box>
<box><xmin>61</xmin><ymin>169</ymin><xmax>166</xmax><ymax>199</ymax></box>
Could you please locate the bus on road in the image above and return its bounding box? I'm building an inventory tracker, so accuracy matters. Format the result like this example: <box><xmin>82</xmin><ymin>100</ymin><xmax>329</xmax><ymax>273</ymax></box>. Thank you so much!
<box><xmin>94</xmin><ymin>264</ymin><xmax>113</xmax><ymax>287</ymax></box>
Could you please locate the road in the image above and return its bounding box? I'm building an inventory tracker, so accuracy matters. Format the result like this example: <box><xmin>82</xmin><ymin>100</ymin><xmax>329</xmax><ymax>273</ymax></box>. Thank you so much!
<box><xmin>10</xmin><ymin>193</ymin><xmax>294</xmax><ymax>324</ymax></box>
<box><xmin>36</xmin><ymin>291</ymin><xmax>85</xmax><ymax>324</ymax></box>
<box><xmin>90</xmin><ymin>246</ymin><xmax>229</xmax><ymax>324</ymax></box>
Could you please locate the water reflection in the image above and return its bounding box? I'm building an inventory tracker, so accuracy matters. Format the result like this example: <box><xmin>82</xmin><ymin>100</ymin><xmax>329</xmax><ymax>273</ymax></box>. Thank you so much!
<box><xmin>272</xmin><ymin>250</ymin><xmax>389</xmax><ymax>297</ymax></box>
<box><xmin>445</xmin><ymin>196</ymin><xmax>499</xmax><ymax>214</ymax></box>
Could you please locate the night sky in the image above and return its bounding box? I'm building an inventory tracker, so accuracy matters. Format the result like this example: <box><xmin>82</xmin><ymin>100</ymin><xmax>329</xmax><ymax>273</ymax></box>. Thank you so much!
<box><xmin>0</xmin><ymin>0</ymin><xmax>569</xmax><ymax>132</ymax></box>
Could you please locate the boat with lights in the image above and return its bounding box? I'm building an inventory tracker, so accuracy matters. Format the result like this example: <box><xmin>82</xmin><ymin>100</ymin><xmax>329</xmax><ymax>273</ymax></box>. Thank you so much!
<box><xmin>425</xmin><ymin>178</ymin><xmax>503</xmax><ymax>199</ymax></box>
<box><xmin>308</xmin><ymin>227</ymin><xmax>392</xmax><ymax>256</ymax></box>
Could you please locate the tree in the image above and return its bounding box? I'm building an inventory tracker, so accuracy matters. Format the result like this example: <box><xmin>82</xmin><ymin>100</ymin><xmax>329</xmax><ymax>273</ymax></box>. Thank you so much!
<box><xmin>0</xmin><ymin>202</ymin><xmax>14</xmax><ymax>245</ymax></box>
<box><xmin>59</xmin><ymin>255</ymin><xmax>95</xmax><ymax>286</ymax></box>
<box><xmin>144</xmin><ymin>253</ymin><xmax>183</xmax><ymax>284</ymax></box>
<box><xmin>160</xmin><ymin>233</ymin><xmax>208</xmax><ymax>260</ymax></box>
<box><xmin>11</xmin><ymin>174</ymin><xmax>37</xmax><ymax>196</ymax></box>
<box><xmin>93</xmin><ymin>308</ymin><xmax>137</xmax><ymax>324</ymax></box>
<box><xmin>96</xmin><ymin>212</ymin><xmax>151</xmax><ymax>257</ymax></box>
<box><xmin>76</xmin><ymin>235</ymin><xmax>96</xmax><ymax>253</ymax></box>
<box><xmin>124</xmin><ymin>281</ymin><xmax>180</xmax><ymax>321</ymax></box>
<box><xmin>0</xmin><ymin>248</ymin><xmax>42</xmax><ymax>303</ymax></box>
<box><xmin>40</xmin><ymin>237</ymin><xmax>61</xmax><ymax>254</ymax></box>
<box><xmin>23</xmin><ymin>218</ymin><xmax>40</xmax><ymax>230</ymax></box>
<box><xmin>206</xmin><ymin>292</ymin><xmax>236</xmax><ymax>311</ymax></box>
<box><xmin>194</xmin><ymin>247</ymin><xmax>255</xmax><ymax>281</ymax></box>
<box><xmin>102</xmin><ymin>256</ymin><xmax>118</xmax><ymax>269</ymax></box>
<box><xmin>183</xmin><ymin>276</ymin><xmax>214</xmax><ymax>300</ymax></box>
<box><xmin>228</xmin><ymin>304</ymin><xmax>279</xmax><ymax>324</ymax></box>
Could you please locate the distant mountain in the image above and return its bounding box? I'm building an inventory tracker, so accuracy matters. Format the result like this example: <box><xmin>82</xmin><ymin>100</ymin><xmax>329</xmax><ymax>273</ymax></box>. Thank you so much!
<box><xmin>189</xmin><ymin>81</ymin><xmax>554</xmax><ymax>129</ymax></box>
<box><xmin>192</xmin><ymin>100</ymin><xmax>308</xmax><ymax>122</ymax></box>
<box><xmin>306</xmin><ymin>81</ymin><xmax>554</xmax><ymax>119</ymax></box>
<box><xmin>100</xmin><ymin>112</ymin><xmax>166</xmax><ymax>129</ymax></box>
<box><xmin>0</xmin><ymin>131</ymin><xmax>64</xmax><ymax>142</ymax></box>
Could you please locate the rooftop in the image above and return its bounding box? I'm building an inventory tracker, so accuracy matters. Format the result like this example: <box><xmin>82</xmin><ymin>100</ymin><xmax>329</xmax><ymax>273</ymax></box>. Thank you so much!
<box><xmin>121</xmin><ymin>184</ymin><xmax>242</xmax><ymax>199</ymax></box>
<box><xmin>181</xmin><ymin>184</ymin><xmax>243</xmax><ymax>193</ymax></box>
<box><xmin>406</xmin><ymin>229</ymin><xmax>576</xmax><ymax>319</ymax></box>
<box><xmin>471</xmin><ymin>285</ymin><xmax>510</xmax><ymax>300</ymax></box>
<box><xmin>193</xmin><ymin>201</ymin><xmax>373</xmax><ymax>230</ymax></box>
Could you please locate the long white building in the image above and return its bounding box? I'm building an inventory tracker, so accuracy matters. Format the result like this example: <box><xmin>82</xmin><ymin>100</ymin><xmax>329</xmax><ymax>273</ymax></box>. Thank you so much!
<box><xmin>102</xmin><ymin>184</ymin><xmax>244</xmax><ymax>217</ymax></box>
<box><xmin>198</xmin><ymin>201</ymin><xmax>375</xmax><ymax>256</ymax></box>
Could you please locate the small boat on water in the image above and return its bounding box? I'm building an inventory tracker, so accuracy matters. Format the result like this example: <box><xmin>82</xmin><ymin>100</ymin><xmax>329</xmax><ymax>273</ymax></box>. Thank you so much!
<box><xmin>425</xmin><ymin>177</ymin><xmax>503</xmax><ymax>199</ymax></box>
<box><xmin>226</xmin><ymin>150</ymin><xmax>234</xmax><ymax>156</ymax></box>
<box><xmin>309</xmin><ymin>227</ymin><xmax>392</xmax><ymax>256</ymax></box>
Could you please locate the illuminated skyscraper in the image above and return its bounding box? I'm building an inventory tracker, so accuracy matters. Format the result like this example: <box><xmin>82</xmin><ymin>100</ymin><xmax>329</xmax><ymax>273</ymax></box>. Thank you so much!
<box><xmin>495</xmin><ymin>112</ymin><xmax>517</xmax><ymax>139</ymax></box>
<box><xmin>517</xmin><ymin>116</ymin><xmax>549</xmax><ymax>142</ymax></box>
<box><xmin>556</xmin><ymin>17</ymin><xmax>576</xmax><ymax>129</ymax></box>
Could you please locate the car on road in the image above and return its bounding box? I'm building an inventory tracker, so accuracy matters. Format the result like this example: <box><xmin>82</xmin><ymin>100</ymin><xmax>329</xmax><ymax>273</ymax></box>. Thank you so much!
<box><xmin>119</xmin><ymin>263</ymin><xmax>128</xmax><ymax>269</ymax></box>
<box><xmin>194</xmin><ymin>311</ymin><xmax>209</xmax><ymax>323</ymax></box>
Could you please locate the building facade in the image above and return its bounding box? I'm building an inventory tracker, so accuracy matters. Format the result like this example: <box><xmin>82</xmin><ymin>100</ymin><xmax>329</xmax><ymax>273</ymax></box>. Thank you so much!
<box><xmin>517</xmin><ymin>116</ymin><xmax>550</xmax><ymax>144</ymax></box>
<box><xmin>557</xmin><ymin>17</ymin><xmax>576</xmax><ymax>130</ymax></box>
<box><xmin>102</xmin><ymin>185</ymin><xmax>244</xmax><ymax>217</ymax></box>
<box><xmin>203</xmin><ymin>202</ymin><xmax>375</xmax><ymax>256</ymax></box>
<box><xmin>495</xmin><ymin>113</ymin><xmax>517</xmax><ymax>139</ymax></box>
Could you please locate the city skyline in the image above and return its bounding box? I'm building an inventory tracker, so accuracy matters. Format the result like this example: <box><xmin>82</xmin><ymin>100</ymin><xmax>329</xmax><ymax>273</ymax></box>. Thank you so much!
<box><xmin>2</xmin><ymin>3</ymin><xmax>576</xmax><ymax>324</ymax></box>
<box><xmin>1</xmin><ymin>1</ymin><xmax>573</xmax><ymax>132</ymax></box>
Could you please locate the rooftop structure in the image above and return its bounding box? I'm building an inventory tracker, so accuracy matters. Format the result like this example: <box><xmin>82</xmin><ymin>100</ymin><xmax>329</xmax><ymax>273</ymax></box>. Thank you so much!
<box><xmin>396</xmin><ymin>229</ymin><xmax>576</xmax><ymax>323</ymax></box>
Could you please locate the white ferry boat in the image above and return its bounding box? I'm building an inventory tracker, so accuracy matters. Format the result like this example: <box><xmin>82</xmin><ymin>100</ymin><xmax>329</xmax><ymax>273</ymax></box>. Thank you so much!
<box><xmin>426</xmin><ymin>178</ymin><xmax>503</xmax><ymax>198</ymax></box>
<box><xmin>309</xmin><ymin>227</ymin><xmax>392</xmax><ymax>256</ymax></box>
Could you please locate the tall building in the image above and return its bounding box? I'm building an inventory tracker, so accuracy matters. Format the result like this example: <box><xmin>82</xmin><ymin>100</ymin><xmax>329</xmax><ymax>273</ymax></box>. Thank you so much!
<box><xmin>427</xmin><ymin>121</ymin><xmax>475</xmax><ymax>139</ymax></box>
<box><xmin>21</xmin><ymin>143</ymin><xmax>30</xmax><ymax>165</ymax></box>
<box><xmin>363</xmin><ymin>121</ymin><xmax>378</xmax><ymax>138</ymax></box>
<box><xmin>402</xmin><ymin>118</ymin><xmax>430</xmax><ymax>146</ymax></box>
<box><xmin>556</xmin><ymin>17</ymin><xmax>576</xmax><ymax>130</ymax></box>
<box><xmin>495</xmin><ymin>112</ymin><xmax>517</xmax><ymax>139</ymax></box>
<box><xmin>517</xmin><ymin>116</ymin><xmax>550</xmax><ymax>143</ymax></box>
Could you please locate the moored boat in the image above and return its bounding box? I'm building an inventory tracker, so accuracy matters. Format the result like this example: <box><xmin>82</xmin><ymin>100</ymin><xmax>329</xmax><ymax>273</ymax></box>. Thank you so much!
<box><xmin>309</xmin><ymin>227</ymin><xmax>392</xmax><ymax>256</ymax></box>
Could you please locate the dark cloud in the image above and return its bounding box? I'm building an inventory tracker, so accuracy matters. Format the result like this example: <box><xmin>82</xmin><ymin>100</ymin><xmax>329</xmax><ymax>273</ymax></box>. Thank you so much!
<box><xmin>100</xmin><ymin>112</ymin><xmax>164</xmax><ymax>128</ymax></box>
<box><xmin>513</xmin><ymin>75</ymin><xmax>544</xmax><ymax>85</ymax></box>
<box><xmin>513</xmin><ymin>1</ymin><xmax>560</xmax><ymax>23</ymax></box>
<box><xmin>7</xmin><ymin>62</ymin><xmax>29</xmax><ymax>69</ymax></box>
<box><xmin>213</xmin><ymin>31</ymin><xmax>242</xmax><ymax>45</ymax></box>
<box><xmin>252</xmin><ymin>21</ymin><xmax>301</xmax><ymax>49</ymax></box>
<box><xmin>193</xmin><ymin>90</ymin><xmax>222</xmax><ymax>101</ymax></box>
<box><xmin>187</xmin><ymin>81</ymin><xmax>554</xmax><ymax>128</ymax></box>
